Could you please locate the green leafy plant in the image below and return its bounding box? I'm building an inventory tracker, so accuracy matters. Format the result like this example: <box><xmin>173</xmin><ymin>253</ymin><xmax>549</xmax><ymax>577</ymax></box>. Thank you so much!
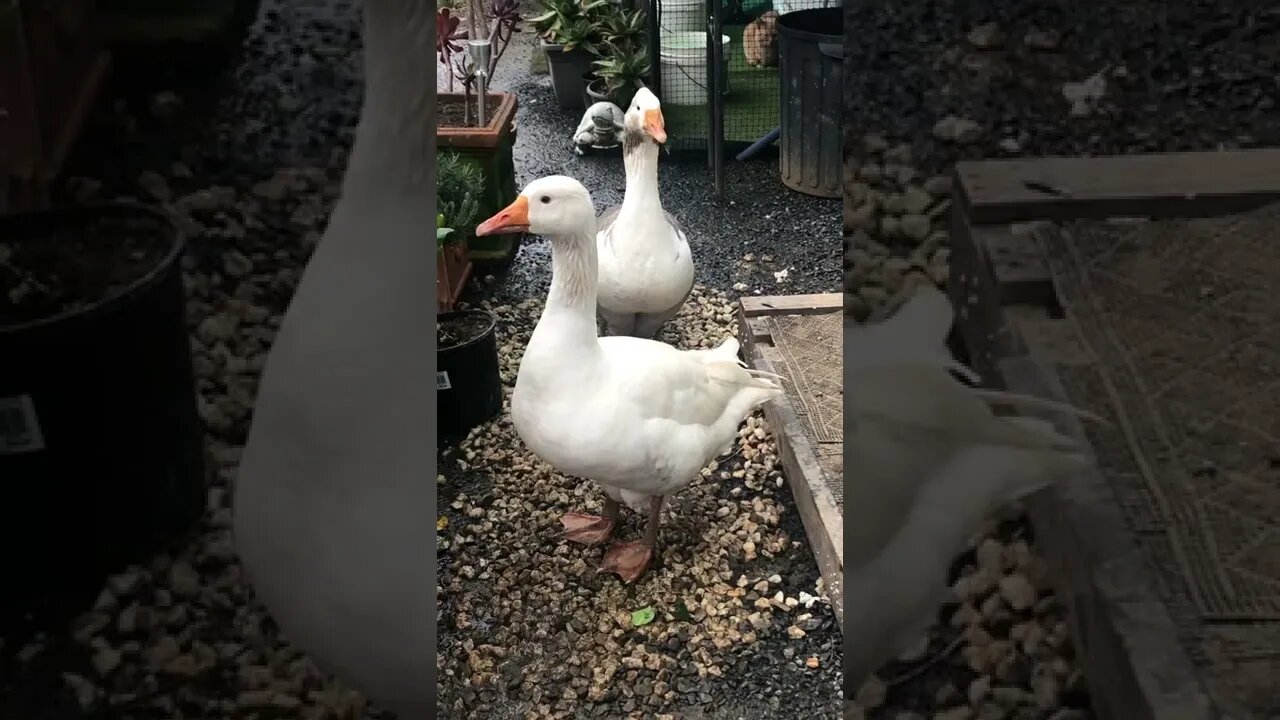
<box><xmin>580</xmin><ymin>4</ymin><xmax>649</xmax><ymax>96</ymax></box>
<box><xmin>437</xmin><ymin>214</ymin><xmax>454</xmax><ymax>245</ymax></box>
<box><xmin>591</xmin><ymin>45</ymin><xmax>651</xmax><ymax>107</ymax></box>
<box><xmin>592</xmin><ymin>6</ymin><xmax>646</xmax><ymax>57</ymax></box>
<box><xmin>436</xmin><ymin>153</ymin><xmax>485</xmax><ymax>247</ymax></box>
<box><xmin>528</xmin><ymin>0</ymin><xmax>609</xmax><ymax>50</ymax></box>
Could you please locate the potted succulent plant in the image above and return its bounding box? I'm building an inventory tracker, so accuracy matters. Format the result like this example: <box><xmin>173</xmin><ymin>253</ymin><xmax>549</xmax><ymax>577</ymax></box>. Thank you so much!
<box><xmin>434</xmin><ymin>153</ymin><xmax>502</xmax><ymax>440</ymax></box>
<box><xmin>436</xmin><ymin>0</ymin><xmax>523</xmax><ymax>267</ymax></box>
<box><xmin>579</xmin><ymin>5</ymin><xmax>649</xmax><ymax>110</ymax></box>
<box><xmin>437</xmin><ymin>304</ymin><xmax>503</xmax><ymax>440</ymax></box>
<box><xmin>0</xmin><ymin>204</ymin><xmax>205</xmax><ymax>630</ymax></box>
<box><xmin>436</xmin><ymin>151</ymin><xmax>483</xmax><ymax>311</ymax></box>
<box><xmin>528</xmin><ymin>0</ymin><xmax>608</xmax><ymax>109</ymax></box>
<box><xmin>584</xmin><ymin>44</ymin><xmax>651</xmax><ymax>111</ymax></box>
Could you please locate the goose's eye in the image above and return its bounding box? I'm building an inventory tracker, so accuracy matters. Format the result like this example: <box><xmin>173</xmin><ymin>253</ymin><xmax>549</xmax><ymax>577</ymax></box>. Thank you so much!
<box><xmin>540</xmin><ymin>196</ymin><xmax>551</xmax><ymax>204</ymax></box>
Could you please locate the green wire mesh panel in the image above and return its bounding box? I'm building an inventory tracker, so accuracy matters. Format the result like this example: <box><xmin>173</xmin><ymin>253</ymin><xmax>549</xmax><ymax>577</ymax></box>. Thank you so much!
<box><xmin>656</xmin><ymin>0</ymin><xmax>838</xmax><ymax>153</ymax></box>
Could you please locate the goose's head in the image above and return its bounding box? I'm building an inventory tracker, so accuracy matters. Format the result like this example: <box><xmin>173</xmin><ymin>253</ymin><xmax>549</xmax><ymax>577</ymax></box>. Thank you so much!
<box><xmin>624</xmin><ymin>87</ymin><xmax>666</xmax><ymax>145</ymax></box>
<box><xmin>475</xmin><ymin>176</ymin><xmax>595</xmax><ymax>238</ymax></box>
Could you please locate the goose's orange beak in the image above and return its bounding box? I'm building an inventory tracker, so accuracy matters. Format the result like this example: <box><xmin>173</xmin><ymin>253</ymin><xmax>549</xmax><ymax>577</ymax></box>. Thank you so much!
<box><xmin>644</xmin><ymin>109</ymin><xmax>667</xmax><ymax>144</ymax></box>
<box><xmin>475</xmin><ymin>195</ymin><xmax>530</xmax><ymax>236</ymax></box>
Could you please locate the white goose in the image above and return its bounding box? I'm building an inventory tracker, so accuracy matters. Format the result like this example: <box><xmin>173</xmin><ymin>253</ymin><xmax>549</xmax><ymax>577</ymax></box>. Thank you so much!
<box><xmin>231</xmin><ymin>1</ymin><xmax>431</xmax><ymax>717</ymax></box>
<box><xmin>475</xmin><ymin>176</ymin><xmax>781</xmax><ymax>583</ymax></box>
<box><xmin>842</xmin><ymin>283</ymin><xmax>1100</xmax><ymax>689</ymax></box>
<box><xmin>595</xmin><ymin>87</ymin><xmax>695</xmax><ymax>338</ymax></box>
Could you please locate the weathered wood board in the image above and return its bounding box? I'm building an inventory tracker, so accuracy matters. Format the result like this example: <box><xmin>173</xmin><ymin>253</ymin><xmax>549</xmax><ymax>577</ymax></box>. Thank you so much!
<box><xmin>950</xmin><ymin>150</ymin><xmax>1280</xmax><ymax>720</ymax></box>
<box><xmin>738</xmin><ymin>293</ymin><xmax>844</xmax><ymax>629</ymax></box>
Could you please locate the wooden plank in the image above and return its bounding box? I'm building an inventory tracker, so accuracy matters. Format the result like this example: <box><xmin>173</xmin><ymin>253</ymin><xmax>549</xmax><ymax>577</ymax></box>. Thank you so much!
<box><xmin>995</xmin><ymin>313</ymin><xmax>1217</xmax><ymax>720</ymax></box>
<box><xmin>744</xmin><ymin>316</ymin><xmax>770</xmax><ymax>345</ymax></box>
<box><xmin>946</xmin><ymin>206</ymin><xmax>1031</xmax><ymax>385</ymax></box>
<box><xmin>949</xmin><ymin>183</ymin><xmax>1223</xmax><ymax>720</ymax></box>
<box><xmin>975</xmin><ymin>224</ymin><xmax>1056</xmax><ymax>307</ymax></box>
<box><xmin>736</xmin><ymin>302</ymin><xmax>844</xmax><ymax>630</ymax></box>
<box><xmin>754</xmin><ymin>343</ymin><xmax>844</xmax><ymax>630</ymax></box>
<box><xmin>740</xmin><ymin>292</ymin><xmax>842</xmax><ymax>318</ymax></box>
<box><xmin>955</xmin><ymin>150</ymin><xmax>1280</xmax><ymax>224</ymax></box>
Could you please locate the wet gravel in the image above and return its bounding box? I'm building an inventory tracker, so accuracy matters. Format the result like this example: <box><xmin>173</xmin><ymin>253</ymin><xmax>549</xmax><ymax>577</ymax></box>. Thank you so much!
<box><xmin>437</xmin><ymin>291</ymin><xmax>842</xmax><ymax>719</ymax></box>
<box><xmin>436</xmin><ymin>19</ymin><xmax>844</xmax><ymax>720</ymax></box>
<box><xmin>0</xmin><ymin>1</ymin><xmax>388</xmax><ymax>718</ymax></box>
<box><xmin>1</xmin><ymin>2</ymin><xmax>840</xmax><ymax>720</ymax></box>
<box><xmin>842</xmin><ymin>1</ymin><xmax>1280</xmax><ymax>718</ymax></box>
<box><xmin>843</xmin><ymin>0</ymin><xmax>1280</xmax><ymax>309</ymax></box>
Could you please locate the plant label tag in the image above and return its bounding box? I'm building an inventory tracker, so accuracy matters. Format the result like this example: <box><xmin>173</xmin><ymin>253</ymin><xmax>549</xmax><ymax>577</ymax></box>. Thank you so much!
<box><xmin>437</xmin><ymin>371</ymin><xmax>452</xmax><ymax>391</ymax></box>
<box><xmin>0</xmin><ymin>394</ymin><xmax>45</xmax><ymax>455</ymax></box>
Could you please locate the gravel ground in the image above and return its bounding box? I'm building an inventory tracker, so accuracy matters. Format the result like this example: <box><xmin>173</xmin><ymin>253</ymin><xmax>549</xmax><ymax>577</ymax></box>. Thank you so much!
<box><xmin>435</xmin><ymin>16</ymin><xmax>844</xmax><ymax>720</ymax></box>
<box><xmin>843</xmin><ymin>0</ymin><xmax>1280</xmax><ymax>312</ymax></box>
<box><xmin>0</xmin><ymin>1</ymin><xmax>390</xmax><ymax>718</ymax></box>
<box><xmin>843</xmin><ymin>1</ymin><xmax>1280</xmax><ymax>719</ymax></box>
<box><xmin>0</xmin><ymin>2</ymin><xmax>841</xmax><ymax>720</ymax></box>
<box><xmin>437</xmin><ymin>291</ymin><xmax>841</xmax><ymax>719</ymax></box>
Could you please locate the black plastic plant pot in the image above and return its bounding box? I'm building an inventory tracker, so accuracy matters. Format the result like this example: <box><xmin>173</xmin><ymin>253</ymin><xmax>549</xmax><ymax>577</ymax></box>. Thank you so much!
<box><xmin>438</xmin><ymin>309</ymin><xmax>502</xmax><ymax>440</ymax></box>
<box><xmin>581</xmin><ymin>71</ymin><xmax>603</xmax><ymax>109</ymax></box>
<box><xmin>544</xmin><ymin>41</ymin><xmax>592</xmax><ymax>109</ymax></box>
<box><xmin>586</xmin><ymin>73</ymin><xmax>614</xmax><ymax>108</ymax></box>
<box><xmin>582</xmin><ymin>74</ymin><xmax>639</xmax><ymax>114</ymax></box>
<box><xmin>0</xmin><ymin>203</ymin><xmax>205</xmax><ymax>635</ymax></box>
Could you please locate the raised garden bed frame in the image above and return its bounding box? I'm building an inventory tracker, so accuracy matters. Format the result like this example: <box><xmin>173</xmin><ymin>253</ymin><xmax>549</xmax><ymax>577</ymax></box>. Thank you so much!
<box><xmin>738</xmin><ymin>292</ymin><xmax>844</xmax><ymax>629</ymax></box>
<box><xmin>948</xmin><ymin>148</ymin><xmax>1280</xmax><ymax>720</ymax></box>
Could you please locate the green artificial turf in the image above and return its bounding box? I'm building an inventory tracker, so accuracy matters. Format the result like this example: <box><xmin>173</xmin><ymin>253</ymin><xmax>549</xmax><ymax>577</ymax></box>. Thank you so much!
<box><xmin>661</xmin><ymin>24</ymin><xmax>781</xmax><ymax>151</ymax></box>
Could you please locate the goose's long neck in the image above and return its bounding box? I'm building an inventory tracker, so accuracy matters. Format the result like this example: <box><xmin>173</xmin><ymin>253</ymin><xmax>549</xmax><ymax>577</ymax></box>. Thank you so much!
<box><xmin>546</xmin><ymin>230</ymin><xmax>600</xmax><ymax>316</ymax></box>
<box><xmin>341</xmin><ymin>0</ymin><xmax>434</xmax><ymax>200</ymax></box>
<box><xmin>533</xmin><ymin>228</ymin><xmax>603</xmax><ymax>356</ymax></box>
<box><xmin>619</xmin><ymin>135</ymin><xmax>664</xmax><ymax>218</ymax></box>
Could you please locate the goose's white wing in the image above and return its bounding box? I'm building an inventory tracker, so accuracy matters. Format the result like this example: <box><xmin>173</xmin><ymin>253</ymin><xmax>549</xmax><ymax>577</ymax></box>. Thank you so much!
<box><xmin>514</xmin><ymin>335</ymin><xmax>782</xmax><ymax>495</ymax></box>
<box><xmin>845</xmin><ymin>283</ymin><xmax>978</xmax><ymax>381</ymax></box>
<box><xmin>844</xmin><ymin>421</ymin><xmax>1090</xmax><ymax>688</ymax></box>
<box><xmin>599</xmin><ymin>336</ymin><xmax>780</xmax><ymax>429</ymax></box>
<box><xmin>844</xmin><ymin>283</ymin><xmax>1095</xmax><ymax>567</ymax></box>
<box><xmin>843</xmin><ymin>283</ymin><xmax>1097</xmax><ymax>687</ymax></box>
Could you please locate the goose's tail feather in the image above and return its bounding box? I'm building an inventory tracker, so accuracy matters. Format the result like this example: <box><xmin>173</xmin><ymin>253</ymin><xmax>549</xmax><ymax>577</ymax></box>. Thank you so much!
<box><xmin>744</xmin><ymin>367</ymin><xmax>786</xmax><ymax>383</ymax></box>
<box><xmin>971</xmin><ymin>387</ymin><xmax>1107</xmax><ymax>425</ymax></box>
<box><xmin>705</xmin><ymin>361</ymin><xmax>785</xmax><ymax>394</ymax></box>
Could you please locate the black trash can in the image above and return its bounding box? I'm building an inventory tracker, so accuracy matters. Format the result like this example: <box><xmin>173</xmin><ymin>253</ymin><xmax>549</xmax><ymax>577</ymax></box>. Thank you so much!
<box><xmin>778</xmin><ymin>7</ymin><xmax>844</xmax><ymax>198</ymax></box>
<box><xmin>0</xmin><ymin>204</ymin><xmax>205</xmax><ymax>634</ymax></box>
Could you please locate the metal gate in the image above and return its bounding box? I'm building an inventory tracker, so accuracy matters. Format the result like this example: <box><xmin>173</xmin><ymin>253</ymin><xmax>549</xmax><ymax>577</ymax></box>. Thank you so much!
<box><xmin>646</xmin><ymin>0</ymin><xmax>836</xmax><ymax>197</ymax></box>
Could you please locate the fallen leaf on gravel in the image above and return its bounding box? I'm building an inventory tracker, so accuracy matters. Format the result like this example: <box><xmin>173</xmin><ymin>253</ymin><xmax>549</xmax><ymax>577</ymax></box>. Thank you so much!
<box><xmin>631</xmin><ymin>607</ymin><xmax>656</xmax><ymax>627</ymax></box>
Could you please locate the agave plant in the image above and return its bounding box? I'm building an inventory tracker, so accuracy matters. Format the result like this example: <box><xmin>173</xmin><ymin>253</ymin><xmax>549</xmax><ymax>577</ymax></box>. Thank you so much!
<box><xmin>527</xmin><ymin>0</ymin><xmax>610</xmax><ymax>50</ymax></box>
<box><xmin>592</xmin><ymin>6</ymin><xmax>647</xmax><ymax>57</ymax></box>
<box><xmin>592</xmin><ymin>44</ymin><xmax>651</xmax><ymax>108</ymax></box>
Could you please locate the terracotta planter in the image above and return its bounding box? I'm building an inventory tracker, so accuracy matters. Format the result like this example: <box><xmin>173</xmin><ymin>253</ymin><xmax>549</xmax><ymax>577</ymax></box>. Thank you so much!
<box><xmin>436</xmin><ymin>92</ymin><xmax>523</xmax><ymax>268</ymax></box>
<box><xmin>437</xmin><ymin>240</ymin><xmax>474</xmax><ymax>313</ymax></box>
<box><xmin>0</xmin><ymin>0</ymin><xmax>111</xmax><ymax>213</ymax></box>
